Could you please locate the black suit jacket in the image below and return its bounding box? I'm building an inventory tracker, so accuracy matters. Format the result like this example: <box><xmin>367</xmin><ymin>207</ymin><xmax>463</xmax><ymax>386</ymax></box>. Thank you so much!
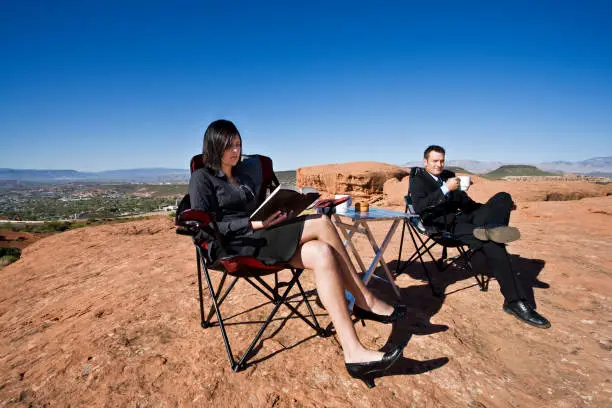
<box><xmin>409</xmin><ymin>167</ymin><xmax>481</xmax><ymax>229</ymax></box>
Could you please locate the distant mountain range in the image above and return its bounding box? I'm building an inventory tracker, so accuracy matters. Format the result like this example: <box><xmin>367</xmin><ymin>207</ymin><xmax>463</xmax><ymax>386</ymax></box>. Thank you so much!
<box><xmin>0</xmin><ymin>168</ymin><xmax>189</xmax><ymax>183</ymax></box>
<box><xmin>2</xmin><ymin>156</ymin><xmax>611</xmax><ymax>183</ymax></box>
<box><xmin>538</xmin><ymin>157</ymin><xmax>612</xmax><ymax>175</ymax></box>
<box><xmin>401</xmin><ymin>156</ymin><xmax>612</xmax><ymax>177</ymax></box>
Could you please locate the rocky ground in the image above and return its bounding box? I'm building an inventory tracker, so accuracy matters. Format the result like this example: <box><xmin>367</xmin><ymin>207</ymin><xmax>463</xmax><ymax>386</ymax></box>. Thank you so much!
<box><xmin>0</xmin><ymin>230</ymin><xmax>51</xmax><ymax>251</ymax></box>
<box><xmin>0</xmin><ymin>165</ymin><xmax>611</xmax><ymax>407</ymax></box>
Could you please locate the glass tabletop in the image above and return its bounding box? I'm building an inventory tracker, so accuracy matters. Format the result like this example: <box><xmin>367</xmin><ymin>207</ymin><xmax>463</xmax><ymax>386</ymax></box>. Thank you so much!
<box><xmin>333</xmin><ymin>206</ymin><xmax>417</xmax><ymax>221</ymax></box>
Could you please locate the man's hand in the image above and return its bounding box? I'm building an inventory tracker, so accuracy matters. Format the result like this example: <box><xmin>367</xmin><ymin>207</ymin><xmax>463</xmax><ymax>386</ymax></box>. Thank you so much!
<box><xmin>250</xmin><ymin>210</ymin><xmax>289</xmax><ymax>230</ymax></box>
<box><xmin>444</xmin><ymin>177</ymin><xmax>460</xmax><ymax>191</ymax></box>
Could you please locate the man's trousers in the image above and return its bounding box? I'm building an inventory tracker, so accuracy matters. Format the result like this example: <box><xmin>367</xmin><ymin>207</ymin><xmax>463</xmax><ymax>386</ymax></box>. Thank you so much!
<box><xmin>453</xmin><ymin>192</ymin><xmax>526</xmax><ymax>303</ymax></box>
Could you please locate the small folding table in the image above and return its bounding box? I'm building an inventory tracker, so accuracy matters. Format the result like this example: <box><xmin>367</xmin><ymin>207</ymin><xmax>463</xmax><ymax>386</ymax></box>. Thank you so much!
<box><xmin>331</xmin><ymin>207</ymin><xmax>417</xmax><ymax>306</ymax></box>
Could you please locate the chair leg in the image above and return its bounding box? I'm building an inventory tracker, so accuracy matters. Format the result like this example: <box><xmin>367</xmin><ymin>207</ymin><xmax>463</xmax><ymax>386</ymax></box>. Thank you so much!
<box><xmin>395</xmin><ymin>217</ymin><xmax>432</xmax><ymax>275</ymax></box>
<box><xmin>195</xmin><ymin>247</ymin><xmax>240</xmax><ymax>326</ymax></box>
<box><xmin>438</xmin><ymin>247</ymin><xmax>461</xmax><ymax>272</ymax></box>
<box><xmin>295</xmin><ymin>277</ymin><xmax>326</xmax><ymax>336</ymax></box>
<box><xmin>407</xmin><ymin>226</ymin><xmax>441</xmax><ymax>297</ymax></box>
<box><xmin>457</xmin><ymin>247</ymin><xmax>488</xmax><ymax>292</ymax></box>
<box><xmin>469</xmin><ymin>249</ymin><xmax>490</xmax><ymax>292</ymax></box>
<box><xmin>198</xmin><ymin>247</ymin><xmax>237</xmax><ymax>369</ymax></box>
<box><xmin>234</xmin><ymin>269</ymin><xmax>310</xmax><ymax>371</ymax></box>
<box><xmin>196</xmin><ymin>248</ymin><xmax>207</xmax><ymax>328</ymax></box>
<box><xmin>204</xmin><ymin>274</ymin><xmax>239</xmax><ymax>324</ymax></box>
<box><xmin>274</xmin><ymin>271</ymin><xmax>280</xmax><ymax>302</ymax></box>
<box><xmin>440</xmin><ymin>246</ymin><xmax>448</xmax><ymax>264</ymax></box>
<box><xmin>199</xmin><ymin>264</ymin><xmax>323</xmax><ymax>372</ymax></box>
<box><xmin>249</xmin><ymin>271</ymin><xmax>321</xmax><ymax>333</ymax></box>
<box><xmin>395</xmin><ymin>209</ymin><xmax>408</xmax><ymax>276</ymax></box>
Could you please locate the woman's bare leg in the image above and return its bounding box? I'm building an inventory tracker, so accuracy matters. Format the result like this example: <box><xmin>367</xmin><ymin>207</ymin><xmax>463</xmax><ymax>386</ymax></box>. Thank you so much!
<box><xmin>289</xmin><ymin>241</ymin><xmax>383</xmax><ymax>363</ymax></box>
<box><xmin>299</xmin><ymin>215</ymin><xmax>393</xmax><ymax>315</ymax></box>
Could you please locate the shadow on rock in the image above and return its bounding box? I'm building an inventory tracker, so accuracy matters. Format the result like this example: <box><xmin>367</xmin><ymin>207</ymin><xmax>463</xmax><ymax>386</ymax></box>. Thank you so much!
<box><xmin>382</xmin><ymin>251</ymin><xmax>547</xmax><ymax>307</ymax></box>
<box><xmin>512</xmin><ymin>255</ymin><xmax>548</xmax><ymax>308</ymax></box>
<box><xmin>363</xmin><ymin>356</ymin><xmax>450</xmax><ymax>389</ymax></box>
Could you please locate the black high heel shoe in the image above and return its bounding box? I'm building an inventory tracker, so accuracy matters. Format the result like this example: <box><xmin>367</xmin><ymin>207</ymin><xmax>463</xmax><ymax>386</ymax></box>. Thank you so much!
<box><xmin>352</xmin><ymin>304</ymin><xmax>407</xmax><ymax>326</ymax></box>
<box><xmin>345</xmin><ymin>345</ymin><xmax>404</xmax><ymax>388</ymax></box>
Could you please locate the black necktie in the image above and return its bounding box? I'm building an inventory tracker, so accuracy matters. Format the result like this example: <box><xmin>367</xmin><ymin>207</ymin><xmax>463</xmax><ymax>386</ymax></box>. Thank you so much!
<box><xmin>437</xmin><ymin>177</ymin><xmax>444</xmax><ymax>187</ymax></box>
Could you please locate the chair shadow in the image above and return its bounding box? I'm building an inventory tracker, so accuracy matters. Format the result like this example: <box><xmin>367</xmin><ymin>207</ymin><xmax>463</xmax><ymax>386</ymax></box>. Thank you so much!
<box><xmin>212</xmin><ymin>281</ymin><xmax>450</xmax><ymax>379</ymax></box>
<box><xmin>222</xmin><ymin>292</ymin><xmax>329</xmax><ymax>367</ymax></box>
<box><xmin>379</xmin><ymin>249</ymin><xmax>548</xmax><ymax>308</ymax></box>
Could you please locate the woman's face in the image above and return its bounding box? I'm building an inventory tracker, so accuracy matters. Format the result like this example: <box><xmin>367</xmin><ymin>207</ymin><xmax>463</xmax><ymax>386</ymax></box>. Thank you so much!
<box><xmin>221</xmin><ymin>135</ymin><xmax>242</xmax><ymax>169</ymax></box>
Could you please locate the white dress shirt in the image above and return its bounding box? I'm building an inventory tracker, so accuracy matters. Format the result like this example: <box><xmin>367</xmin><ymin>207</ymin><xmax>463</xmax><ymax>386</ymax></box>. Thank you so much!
<box><xmin>427</xmin><ymin>171</ymin><xmax>450</xmax><ymax>196</ymax></box>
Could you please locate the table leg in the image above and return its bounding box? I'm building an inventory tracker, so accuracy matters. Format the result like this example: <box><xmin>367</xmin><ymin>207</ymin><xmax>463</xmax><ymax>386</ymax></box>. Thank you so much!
<box><xmin>362</xmin><ymin>220</ymin><xmax>401</xmax><ymax>298</ymax></box>
<box><xmin>332</xmin><ymin>216</ymin><xmax>370</xmax><ymax>309</ymax></box>
<box><xmin>333</xmin><ymin>215</ymin><xmax>367</xmax><ymax>273</ymax></box>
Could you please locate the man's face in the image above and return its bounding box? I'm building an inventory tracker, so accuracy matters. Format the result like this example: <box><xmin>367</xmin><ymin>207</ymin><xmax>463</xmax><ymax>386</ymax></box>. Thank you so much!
<box><xmin>424</xmin><ymin>151</ymin><xmax>445</xmax><ymax>176</ymax></box>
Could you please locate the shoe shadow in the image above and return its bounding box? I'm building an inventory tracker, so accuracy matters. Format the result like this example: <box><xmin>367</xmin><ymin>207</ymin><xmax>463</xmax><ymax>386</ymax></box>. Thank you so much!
<box><xmin>510</xmin><ymin>255</ymin><xmax>548</xmax><ymax>308</ymax></box>
<box><xmin>386</xmin><ymin>356</ymin><xmax>449</xmax><ymax>377</ymax></box>
<box><xmin>363</xmin><ymin>356</ymin><xmax>450</xmax><ymax>388</ymax></box>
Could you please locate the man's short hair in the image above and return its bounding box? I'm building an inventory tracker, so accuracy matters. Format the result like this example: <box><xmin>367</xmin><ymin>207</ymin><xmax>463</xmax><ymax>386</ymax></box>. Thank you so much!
<box><xmin>424</xmin><ymin>145</ymin><xmax>445</xmax><ymax>159</ymax></box>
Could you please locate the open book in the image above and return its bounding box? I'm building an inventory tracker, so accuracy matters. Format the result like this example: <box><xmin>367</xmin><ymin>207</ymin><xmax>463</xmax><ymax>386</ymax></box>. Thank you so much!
<box><xmin>250</xmin><ymin>184</ymin><xmax>320</xmax><ymax>222</ymax></box>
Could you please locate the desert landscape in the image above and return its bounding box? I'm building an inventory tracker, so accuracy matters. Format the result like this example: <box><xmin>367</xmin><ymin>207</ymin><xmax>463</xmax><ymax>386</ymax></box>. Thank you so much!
<box><xmin>1</xmin><ymin>163</ymin><xmax>611</xmax><ymax>407</ymax></box>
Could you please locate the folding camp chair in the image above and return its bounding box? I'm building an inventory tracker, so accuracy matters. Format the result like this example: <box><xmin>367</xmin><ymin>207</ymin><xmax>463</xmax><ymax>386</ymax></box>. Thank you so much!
<box><xmin>395</xmin><ymin>170</ymin><xmax>490</xmax><ymax>297</ymax></box>
<box><xmin>176</xmin><ymin>154</ymin><xmax>326</xmax><ymax>372</ymax></box>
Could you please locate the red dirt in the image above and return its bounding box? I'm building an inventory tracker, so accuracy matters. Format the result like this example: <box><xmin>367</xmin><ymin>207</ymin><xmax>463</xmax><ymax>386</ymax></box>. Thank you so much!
<box><xmin>0</xmin><ymin>177</ymin><xmax>611</xmax><ymax>407</ymax></box>
<box><xmin>0</xmin><ymin>230</ymin><xmax>51</xmax><ymax>250</ymax></box>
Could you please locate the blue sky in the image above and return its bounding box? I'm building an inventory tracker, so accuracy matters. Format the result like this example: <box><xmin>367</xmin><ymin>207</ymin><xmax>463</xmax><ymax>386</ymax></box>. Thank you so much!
<box><xmin>1</xmin><ymin>1</ymin><xmax>610</xmax><ymax>171</ymax></box>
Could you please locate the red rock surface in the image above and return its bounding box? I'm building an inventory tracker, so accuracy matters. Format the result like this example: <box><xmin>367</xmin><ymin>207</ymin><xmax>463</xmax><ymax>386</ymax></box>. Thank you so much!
<box><xmin>1</xmin><ymin>178</ymin><xmax>611</xmax><ymax>407</ymax></box>
<box><xmin>297</xmin><ymin>162</ymin><xmax>409</xmax><ymax>201</ymax></box>
<box><xmin>0</xmin><ymin>230</ymin><xmax>52</xmax><ymax>251</ymax></box>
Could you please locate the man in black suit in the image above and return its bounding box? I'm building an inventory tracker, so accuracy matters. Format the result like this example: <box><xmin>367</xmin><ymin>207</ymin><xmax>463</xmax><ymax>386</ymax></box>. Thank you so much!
<box><xmin>409</xmin><ymin>145</ymin><xmax>550</xmax><ymax>328</ymax></box>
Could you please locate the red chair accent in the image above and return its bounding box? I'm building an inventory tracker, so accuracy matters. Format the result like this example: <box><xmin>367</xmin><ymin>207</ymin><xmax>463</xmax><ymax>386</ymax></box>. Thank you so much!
<box><xmin>176</xmin><ymin>154</ymin><xmax>325</xmax><ymax>372</ymax></box>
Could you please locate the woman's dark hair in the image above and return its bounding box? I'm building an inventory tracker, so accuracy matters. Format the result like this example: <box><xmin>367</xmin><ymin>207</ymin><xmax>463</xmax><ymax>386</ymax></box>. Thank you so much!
<box><xmin>202</xmin><ymin>119</ymin><xmax>242</xmax><ymax>173</ymax></box>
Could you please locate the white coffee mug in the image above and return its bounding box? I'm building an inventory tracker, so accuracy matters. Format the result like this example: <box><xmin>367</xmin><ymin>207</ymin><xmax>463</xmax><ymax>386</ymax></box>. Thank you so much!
<box><xmin>459</xmin><ymin>176</ymin><xmax>471</xmax><ymax>191</ymax></box>
<box><xmin>334</xmin><ymin>194</ymin><xmax>352</xmax><ymax>212</ymax></box>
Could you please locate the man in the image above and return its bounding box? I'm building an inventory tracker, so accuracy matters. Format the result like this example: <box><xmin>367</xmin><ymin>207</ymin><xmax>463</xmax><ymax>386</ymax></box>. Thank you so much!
<box><xmin>409</xmin><ymin>145</ymin><xmax>550</xmax><ymax>328</ymax></box>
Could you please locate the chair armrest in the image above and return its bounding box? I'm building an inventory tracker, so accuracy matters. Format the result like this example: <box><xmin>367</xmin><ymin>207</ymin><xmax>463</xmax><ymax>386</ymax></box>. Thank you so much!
<box><xmin>408</xmin><ymin>194</ymin><xmax>455</xmax><ymax>229</ymax></box>
<box><xmin>314</xmin><ymin>196</ymin><xmax>350</xmax><ymax>209</ymax></box>
<box><xmin>314</xmin><ymin>196</ymin><xmax>351</xmax><ymax>217</ymax></box>
<box><xmin>405</xmin><ymin>198</ymin><xmax>450</xmax><ymax>235</ymax></box>
<box><xmin>176</xmin><ymin>209</ymin><xmax>215</xmax><ymax>237</ymax></box>
<box><xmin>177</xmin><ymin>208</ymin><xmax>213</xmax><ymax>226</ymax></box>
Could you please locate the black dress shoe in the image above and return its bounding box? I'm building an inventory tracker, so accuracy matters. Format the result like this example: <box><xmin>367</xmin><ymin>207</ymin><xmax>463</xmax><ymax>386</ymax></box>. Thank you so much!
<box><xmin>352</xmin><ymin>304</ymin><xmax>407</xmax><ymax>325</ymax></box>
<box><xmin>345</xmin><ymin>345</ymin><xmax>404</xmax><ymax>388</ymax></box>
<box><xmin>503</xmin><ymin>300</ymin><xmax>551</xmax><ymax>328</ymax></box>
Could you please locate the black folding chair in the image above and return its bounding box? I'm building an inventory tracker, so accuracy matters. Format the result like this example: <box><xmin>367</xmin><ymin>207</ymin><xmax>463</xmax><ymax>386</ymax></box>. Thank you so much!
<box><xmin>395</xmin><ymin>179</ymin><xmax>489</xmax><ymax>298</ymax></box>
<box><xmin>176</xmin><ymin>154</ymin><xmax>326</xmax><ymax>372</ymax></box>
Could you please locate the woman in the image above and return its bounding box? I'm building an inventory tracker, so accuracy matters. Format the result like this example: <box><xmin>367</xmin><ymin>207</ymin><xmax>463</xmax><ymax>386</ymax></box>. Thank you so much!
<box><xmin>189</xmin><ymin>119</ymin><xmax>406</xmax><ymax>387</ymax></box>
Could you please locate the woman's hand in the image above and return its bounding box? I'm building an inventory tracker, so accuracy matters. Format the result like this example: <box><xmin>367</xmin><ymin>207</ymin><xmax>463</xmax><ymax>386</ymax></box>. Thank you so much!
<box><xmin>250</xmin><ymin>211</ymin><xmax>289</xmax><ymax>230</ymax></box>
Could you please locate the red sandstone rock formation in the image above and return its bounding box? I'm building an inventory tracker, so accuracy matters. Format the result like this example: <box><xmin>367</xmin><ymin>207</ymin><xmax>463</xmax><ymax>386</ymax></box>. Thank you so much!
<box><xmin>297</xmin><ymin>162</ymin><xmax>409</xmax><ymax>201</ymax></box>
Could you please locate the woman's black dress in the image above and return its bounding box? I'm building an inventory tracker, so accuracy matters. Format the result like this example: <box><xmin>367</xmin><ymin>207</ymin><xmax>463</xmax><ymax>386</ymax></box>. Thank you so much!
<box><xmin>188</xmin><ymin>164</ymin><xmax>305</xmax><ymax>265</ymax></box>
